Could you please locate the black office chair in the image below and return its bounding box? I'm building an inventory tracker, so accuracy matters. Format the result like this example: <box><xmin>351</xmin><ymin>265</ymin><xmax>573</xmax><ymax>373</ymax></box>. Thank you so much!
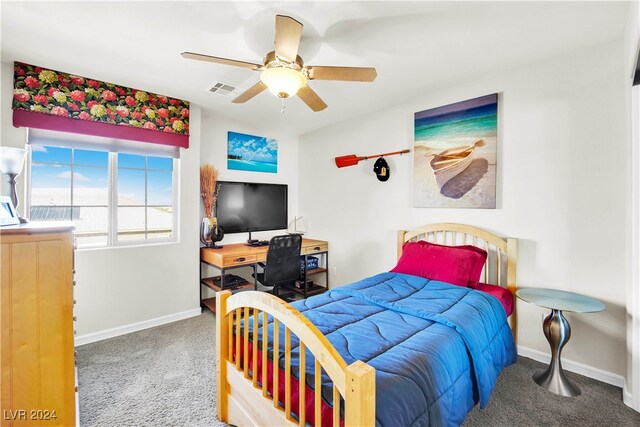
<box><xmin>255</xmin><ymin>234</ymin><xmax>302</xmax><ymax>300</ymax></box>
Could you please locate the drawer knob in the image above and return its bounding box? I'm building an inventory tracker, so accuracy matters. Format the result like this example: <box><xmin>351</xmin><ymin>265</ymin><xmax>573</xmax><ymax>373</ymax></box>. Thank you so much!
<box><xmin>73</xmin><ymin>280</ymin><xmax>77</xmax><ymax>287</ymax></box>
<box><xmin>73</xmin><ymin>316</ymin><xmax>77</xmax><ymax>321</ymax></box>
<box><xmin>236</xmin><ymin>257</ymin><xmax>246</xmax><ymax>262</ymax></box>
<box><xmin>314</xmin><ymin>247</ymin><xmax>321</xmax><ymax>251</ymax></box>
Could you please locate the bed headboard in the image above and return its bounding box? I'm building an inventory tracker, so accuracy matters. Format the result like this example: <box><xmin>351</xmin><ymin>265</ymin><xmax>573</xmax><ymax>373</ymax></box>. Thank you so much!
<box><xmin>398</xmin><ymin>223</ymin><xmax>518</xmax><ymax>333</ymax></box>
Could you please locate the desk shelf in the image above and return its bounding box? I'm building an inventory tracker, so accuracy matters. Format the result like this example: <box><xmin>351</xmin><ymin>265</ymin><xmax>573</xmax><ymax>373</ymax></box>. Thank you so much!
<box><xmin>291</xmin><ymin>283</ymin><xmax>327</xmax><ymax>297</ymax></box>
<box><xmin>298</xmin><ymin>251</ymin><xmax>329</xmax><ymax>299</ymax></box>
<box><xmin>305</xmin><ymin>267</ymin><xmax>327</xmax><ymax>276</ymax></box>
<box><xmin>201</xmin><ymin>297</ymin><xmax>217</xmax><ymax>313</ymax></box>
<box><xmin>201</xmin><ymin>276</ymin><xmax>253</xmax><ymax>292</ymax></box>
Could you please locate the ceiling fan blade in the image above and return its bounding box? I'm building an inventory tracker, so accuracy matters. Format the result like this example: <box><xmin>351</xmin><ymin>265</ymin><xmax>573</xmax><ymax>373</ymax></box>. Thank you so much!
<box><xmin>274</xmin><ymin>15</ymin><xmax>303</xmax><ymax>62</ymax></box>
<box><xmin>297</xmin><ymin>85</ymin><xmax>327</xmax><ymax>112</ymax></box>
<box><xmin>181</xmin><ymin>52</ymin><xmax>261</xmax><ymax>71</ymax></box>
<box><xmin>232</xmin><ymin>82</ymin><xmax>267</xmax><ymax>103</ymax></box>
<box><xmin>307</xmin><ymin>66</ymin><xmax>377</xmax><ymax>82</ymax></box>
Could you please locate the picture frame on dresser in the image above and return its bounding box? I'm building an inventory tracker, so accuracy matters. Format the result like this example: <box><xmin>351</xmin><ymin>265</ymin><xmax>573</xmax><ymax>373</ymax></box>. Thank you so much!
<box><xmin>0</xmin><ymin>196</ymin><xmax>20</xmax><ymax>226</ymax></box>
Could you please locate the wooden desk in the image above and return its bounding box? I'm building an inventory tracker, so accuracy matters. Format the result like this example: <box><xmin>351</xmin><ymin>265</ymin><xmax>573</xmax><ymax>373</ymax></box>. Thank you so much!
<box><xmin>200</xmin><ymin>238</ymin><xmax>329</xmax><ymax>312</ymax></box>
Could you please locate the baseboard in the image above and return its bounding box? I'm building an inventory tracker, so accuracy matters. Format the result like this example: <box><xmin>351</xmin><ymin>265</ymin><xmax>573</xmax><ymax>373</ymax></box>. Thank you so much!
<box><xmin>623</xmin><ymin>381</ymin><xmax>634</xmax><ymax>409</ymax></box>
<box><xmin>517</xmin><ymin>345</ymin><xmax>625</xmax><ymax>388</ymax></box>
<box><xmin>75</xmin><ymin>308</ymin><xmax>202</xmax><ymax>347</ymax></box>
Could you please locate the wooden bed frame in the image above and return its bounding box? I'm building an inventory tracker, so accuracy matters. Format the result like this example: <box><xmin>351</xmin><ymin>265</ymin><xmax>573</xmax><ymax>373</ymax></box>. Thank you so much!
<box><xmin>215</xmin><ymin>223</ymin><xmax>517</xmax><ymax>427</ymax></box>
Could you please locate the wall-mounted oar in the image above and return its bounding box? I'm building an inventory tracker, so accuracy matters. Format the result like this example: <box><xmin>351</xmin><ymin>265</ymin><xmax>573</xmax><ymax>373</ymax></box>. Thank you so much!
<box><xmin>335</xmin><ymin>149</ymin><xmax>411</xmax><ymax>168</ymax></box>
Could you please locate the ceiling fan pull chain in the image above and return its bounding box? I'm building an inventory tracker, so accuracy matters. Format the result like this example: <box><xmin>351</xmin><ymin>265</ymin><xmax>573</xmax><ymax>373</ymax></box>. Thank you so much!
<box><xmin>281</xmin><ymin>98</ymin><xmax>286</xmax><ymax>114</ymax></box>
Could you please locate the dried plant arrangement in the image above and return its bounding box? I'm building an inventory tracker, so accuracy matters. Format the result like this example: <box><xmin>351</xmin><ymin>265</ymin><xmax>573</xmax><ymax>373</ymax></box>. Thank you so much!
<box><xmin>200</xmin><ymin>164</ymin><xmax>220</xmax><ymax>218</ymax></box>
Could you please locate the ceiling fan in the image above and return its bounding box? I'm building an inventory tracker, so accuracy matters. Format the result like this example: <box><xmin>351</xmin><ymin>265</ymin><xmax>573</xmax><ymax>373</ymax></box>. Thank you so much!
<box><xmin>182</xmin><ymin>15</ymin><xmax>377</xmax><ymax>112</ymax></box>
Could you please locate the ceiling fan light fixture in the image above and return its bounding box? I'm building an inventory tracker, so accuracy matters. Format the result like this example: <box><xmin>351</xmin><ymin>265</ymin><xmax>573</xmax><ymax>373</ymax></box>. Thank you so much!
<box><xmin>260</xmin><ymin>67</ymin><xmax>306</xmax><ymax>98</ymax></box>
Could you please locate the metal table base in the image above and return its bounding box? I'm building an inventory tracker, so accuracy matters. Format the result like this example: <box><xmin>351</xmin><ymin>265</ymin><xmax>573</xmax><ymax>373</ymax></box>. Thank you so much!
<box><xmin>532</xmin><ymin>309</ymin><xmax>581</xmax><ymax>397</ymax></box>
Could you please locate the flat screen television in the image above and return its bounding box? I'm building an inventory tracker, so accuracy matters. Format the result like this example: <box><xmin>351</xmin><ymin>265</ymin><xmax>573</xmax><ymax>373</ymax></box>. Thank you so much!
<box><xmin>216</xmin><ymin>181</ymin><xmax>288</xmax><ymax>234</ymax></box>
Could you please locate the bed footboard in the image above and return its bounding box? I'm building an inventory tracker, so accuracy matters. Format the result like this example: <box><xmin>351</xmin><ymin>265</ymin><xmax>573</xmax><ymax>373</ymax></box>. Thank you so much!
<box><xmin>216</xmin><ymin>290</ymin><xmax>376</xmax><ymax>427</ymax></box>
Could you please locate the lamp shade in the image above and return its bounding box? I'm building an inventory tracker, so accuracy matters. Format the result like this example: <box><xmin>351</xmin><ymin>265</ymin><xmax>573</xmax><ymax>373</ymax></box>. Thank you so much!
<box><xmin>0</xmin><ymin>147</ymin><xmax>27</xmax><ymax>175</ymax></box>
<box><xmin>260</xmin><ymin>67</ymin><xmax>306</xmax><ymax>98</ymax></box>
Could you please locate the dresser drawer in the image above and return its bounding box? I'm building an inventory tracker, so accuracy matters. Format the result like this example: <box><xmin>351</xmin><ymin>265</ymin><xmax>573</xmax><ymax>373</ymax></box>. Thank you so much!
<box><xmin>224</xmin><ymin>254</ymin><xmax>257</xmax><ymax>266</ymax></box>
<box><xmin>302</xmin><ymin>243</ymin><xmax>328</xmax><ymax>254</ymax></box>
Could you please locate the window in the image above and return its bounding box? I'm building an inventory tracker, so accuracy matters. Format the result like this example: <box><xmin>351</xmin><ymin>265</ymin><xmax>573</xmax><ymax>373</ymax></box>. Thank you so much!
<box><xmin>29</xmin><ymin>145</ymin><xmax>177</xmax><ymax>248</ymax></box>
<box><xmin>117</xmin><ymin>153</ymin><xmax>173</xmax><ymax>242</ymax></box>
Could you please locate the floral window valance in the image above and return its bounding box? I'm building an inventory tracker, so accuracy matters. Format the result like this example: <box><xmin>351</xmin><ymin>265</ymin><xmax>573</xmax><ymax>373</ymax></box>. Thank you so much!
<box><xmin>12</xmin><ymin>62</ymin><xmax>189</xmax><ymax>148</ymax></box>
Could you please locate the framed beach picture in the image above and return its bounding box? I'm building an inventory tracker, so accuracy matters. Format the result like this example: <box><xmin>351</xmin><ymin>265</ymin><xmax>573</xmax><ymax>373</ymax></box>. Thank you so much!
<box><xmin>413</xmin><ymin>94</ymin><xmax>498</xmax><ymax>208</ymax></box>
<box><xmin>227</xmin><ymin>131</ymin><xmax>278</xmax><ymax>173</ymax></box>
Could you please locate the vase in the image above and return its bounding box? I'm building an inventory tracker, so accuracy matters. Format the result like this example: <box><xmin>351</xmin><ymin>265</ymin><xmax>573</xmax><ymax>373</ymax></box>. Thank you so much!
<box><xmin>200</xmin><ymin>218</ymin><xmax>212</xmax><ymax>246</ymax></box>
<box><xmin>200</xmin><ymin>217</ymin><xmax>224</xmax><ymax>249</ymax></box>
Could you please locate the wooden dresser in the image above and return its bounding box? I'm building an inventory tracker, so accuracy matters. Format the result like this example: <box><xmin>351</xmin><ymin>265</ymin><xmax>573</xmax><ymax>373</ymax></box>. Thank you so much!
<box><xmin>1</xmin><ymin>223</ymin><xmax>76</xmax><ymax>426</ymax></box>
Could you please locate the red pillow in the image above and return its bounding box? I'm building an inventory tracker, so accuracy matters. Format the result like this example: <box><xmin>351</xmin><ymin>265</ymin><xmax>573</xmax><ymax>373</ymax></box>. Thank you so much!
<box><xmin>415</xmin><ymin>241</ymin><xmax>487</xmax><ymax>288</ymax></box>
<box><xmin>451</xmin><ymin>245</ymin><xmax>486</xmax><ymax>287</ymax></box>
<box><xmin>475</xmin><ymin>283</ymin><xmax>514</xmax><ymax>316</ymax></box>
<box><xmin>391</xmin><ymin>241</ymin><xmax>486</xmax><ymax>288</ymax></box>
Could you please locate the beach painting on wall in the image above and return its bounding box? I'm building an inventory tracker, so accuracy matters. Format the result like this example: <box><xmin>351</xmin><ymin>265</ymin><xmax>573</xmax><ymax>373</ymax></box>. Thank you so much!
<box><xmin>227</xmin><ymin>131</ymin><xmax>278</xmax><ymax>173</ymax></box>
<box><xmin>414</xmin><ymin>94</ymin><xmax>497</xmax><ymax>208</ymax></box>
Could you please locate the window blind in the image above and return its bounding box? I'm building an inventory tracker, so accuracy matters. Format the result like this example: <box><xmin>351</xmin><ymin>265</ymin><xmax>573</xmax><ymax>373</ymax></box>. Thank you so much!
<box><xmin>27</xmin><ymin>128</ymin><xmax>180</xmax><ymax>158</ymax></box>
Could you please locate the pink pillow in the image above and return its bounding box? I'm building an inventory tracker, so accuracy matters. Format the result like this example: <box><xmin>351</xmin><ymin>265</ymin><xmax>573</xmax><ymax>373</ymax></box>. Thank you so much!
<box><xmin>391</xmin><ymin>241</ymin><xmax>486</xmax><ymax>288</ymax></box>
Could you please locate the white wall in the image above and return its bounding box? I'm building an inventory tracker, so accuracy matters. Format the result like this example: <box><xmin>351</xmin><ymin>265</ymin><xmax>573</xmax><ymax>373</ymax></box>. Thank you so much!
<box><xmin>624</xmin><ymin>0</ymin><xmax>640</xmax><ymax>410</ymax></box>
<box><xmin>198</xmin><ymin>110</ymin><xmax>299</xmax><ymax>288</ymax></box>
<box><xmin>1</xmin><ymin>61</ymin><xmax>202</xmax><ymax>339</ymax></box>
<box><xmin>299</xmin><ymin>40</ymin><xmax>628</xmax><ymax>378</ymax></box>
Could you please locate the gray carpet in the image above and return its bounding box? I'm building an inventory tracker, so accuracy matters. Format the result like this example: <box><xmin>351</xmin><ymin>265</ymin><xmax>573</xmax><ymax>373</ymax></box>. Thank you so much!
<box><xmin>77</xmin><ymin>311</ymin><xmax>640</xmax><ymax>427</ymax></box>
<box><xmin>77</xmin><ymin>311</ymin><xmax>224</xmax><ymax>427</ymax></box>
<box><xmin>462</xmin><ymin>357</ymin><xmax>640</xmax><ymax>427</ymax></box>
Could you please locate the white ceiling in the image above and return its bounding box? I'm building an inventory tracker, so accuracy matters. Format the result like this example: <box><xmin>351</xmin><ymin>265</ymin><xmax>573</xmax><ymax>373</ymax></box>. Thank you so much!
<box><xmin>1</xmin><ymin>1</ymin><xmax>630</xmax><ymax>136</ymax></box>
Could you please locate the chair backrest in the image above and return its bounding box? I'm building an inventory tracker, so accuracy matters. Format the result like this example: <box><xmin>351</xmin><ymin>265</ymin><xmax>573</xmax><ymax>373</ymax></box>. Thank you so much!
<box><xmin>264</xmin><ymin>234</ymin><xmax>303</xmax><ymax>287</ymax></box>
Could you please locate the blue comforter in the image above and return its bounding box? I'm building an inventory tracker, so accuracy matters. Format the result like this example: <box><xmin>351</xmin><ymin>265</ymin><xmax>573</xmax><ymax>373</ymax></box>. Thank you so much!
<box><xmin>253</xmin><ymin>272</ymin><xmax>516</xmax><ymax>427</ymax></box>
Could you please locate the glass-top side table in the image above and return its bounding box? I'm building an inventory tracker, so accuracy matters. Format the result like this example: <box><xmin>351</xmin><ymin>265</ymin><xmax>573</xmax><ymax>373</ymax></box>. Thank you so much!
<box><xmin>516</xmin><ymin>288</ymin><xmax>605</xmax><ymax>397</ymax></box>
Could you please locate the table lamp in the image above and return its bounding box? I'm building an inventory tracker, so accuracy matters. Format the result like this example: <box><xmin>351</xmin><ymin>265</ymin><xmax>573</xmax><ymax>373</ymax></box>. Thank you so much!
<box><xmin>0</xmin><ymin>147</ymin><xmax>28</xmax><ymax>223</ymax></box>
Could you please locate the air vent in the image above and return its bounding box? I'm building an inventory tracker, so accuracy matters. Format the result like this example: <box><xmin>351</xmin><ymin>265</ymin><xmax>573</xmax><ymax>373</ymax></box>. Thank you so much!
<box><xmin>209</xmin><ymin>82</ymin><xmax>236</xmax><ymax>96</ymax></box>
